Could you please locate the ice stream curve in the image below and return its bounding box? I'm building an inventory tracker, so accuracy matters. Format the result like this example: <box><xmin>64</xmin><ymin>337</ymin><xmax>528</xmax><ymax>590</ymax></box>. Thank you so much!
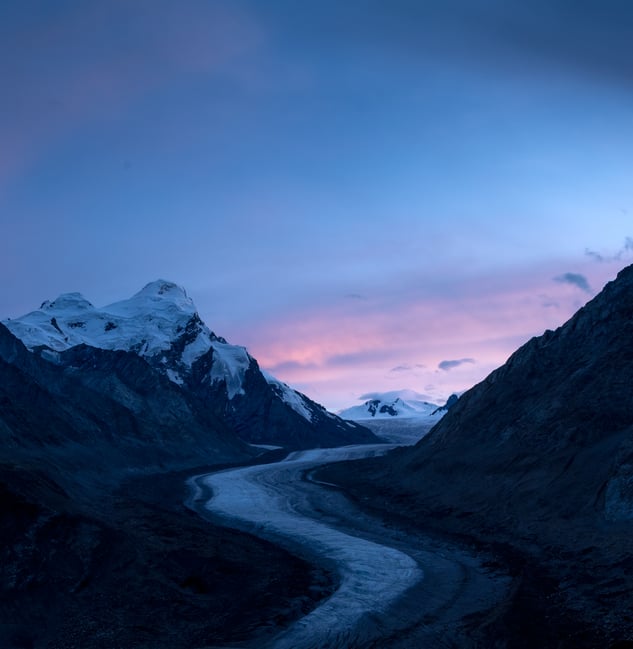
<box><xmin>189</xmin><ymin>444</ymin><xmax>423</xmax><ymax>648</ymax></box>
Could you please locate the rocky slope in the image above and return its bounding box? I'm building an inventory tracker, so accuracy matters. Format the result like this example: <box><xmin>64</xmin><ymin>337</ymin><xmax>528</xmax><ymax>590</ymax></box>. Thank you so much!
<box><xmin>321</xmin><ymin>265</ymin><xmax>633</xmax><ymax>647</ymax></box>
<box><xmin>0</xmin><ymin>322</ymin><xmax>250</xmax><ymax>491</ymax></box>
<box><xmin>396</xmin><ymin>264</ymin><xmax>633</xmax><ymax>529</ymax></box>
<box><xmin>0</xmin><ymin>461</ymin><xmax>333</xmax><ymax>649</ymax></box>
<box><xmin>4</xmin><ymin>280</ymin><xmax>375</xmax><ymax>449</ymax></box>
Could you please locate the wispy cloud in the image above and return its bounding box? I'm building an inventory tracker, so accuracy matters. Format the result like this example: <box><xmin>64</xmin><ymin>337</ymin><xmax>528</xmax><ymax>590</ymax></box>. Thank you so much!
<box><xmin>389</xmin><ymin>363</ymin><xmax>425</xmax><ymax>373</ymax></box>
<box><xmin>267</xmin><ymin>360</ymin><xmax>318</xmax><ymax>374</ymax></box>
<box><xmin>585</xmin><ymin>237</ymin><xmax>633</xmax><ymax>263</ymax></box>
<box><xmin>538</xmin><ymin>293</ymin><xmax>559</xmax><ymax>309</ymax></box>
<box><xmin>326</xmin><ymin>349</ymin><xmax>395</xmax><ymax>367</ymax></box>
<box><xmin>438</xmin><ymin>358</ymin><xmax>475</xmax><ymax>371</ymax></box>
<box><xmin>553</xmin><ymin>272</ymin><xmax>592</xmax><ymax>294</ymax></box>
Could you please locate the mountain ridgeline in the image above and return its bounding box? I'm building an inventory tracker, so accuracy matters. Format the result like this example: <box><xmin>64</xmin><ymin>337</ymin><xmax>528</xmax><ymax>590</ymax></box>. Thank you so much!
<box><xmin>321</xmin><ymin>264</ymin><xmax>633</xmax><ymax>646</ymax></box>
<box><xmin>395</xmin><ymin>263</ymin><xmax>633</xmax><ymax>525</ymax></box>
<box><xmin>2</xmin><ymin>280</ymin><xmax>376</xmax><ymax>474</ymax></box>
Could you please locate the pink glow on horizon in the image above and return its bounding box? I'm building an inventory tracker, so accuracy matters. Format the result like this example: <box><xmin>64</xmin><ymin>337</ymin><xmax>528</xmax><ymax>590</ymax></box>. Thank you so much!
<box><xmin>229</xmin><ymin>259</ymin><xmax>625</xmax><ymax>411</ymax></box>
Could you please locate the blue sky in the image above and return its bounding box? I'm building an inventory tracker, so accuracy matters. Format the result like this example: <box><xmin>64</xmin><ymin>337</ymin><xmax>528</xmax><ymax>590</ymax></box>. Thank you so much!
<box><xmin>2</xmin><ymin>1</ymin><xmax>633</xmax><ymax>410</ymax></box>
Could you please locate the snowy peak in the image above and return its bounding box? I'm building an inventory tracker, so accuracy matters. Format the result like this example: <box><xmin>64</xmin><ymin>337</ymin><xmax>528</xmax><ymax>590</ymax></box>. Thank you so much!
<box><xmin>339</xmin><ymin>392</ymin><xmax>442</xmax><ymax>421</ymax></box>
<box><xmin>131</xmin><ymin>280</ymin><xmax>194</xmax><ymax>310</ymax></box>
<box><xmin>4</xmin><ymin>280</ymin><xmax>252</xmax><ymax>398</ymax></box>
<box><xmin>4</xmin><ymin>280</ymin><xmax>380</xmax><ymax>447</ymax></box>
<box><xmin>5</xmin><ymin>279</ymin><xmax>375</xmax><ymax>446</ymax></box>
<box><xmin>40</xmin><ymin>293</ymin><xmax>95</xmax><ymax>312</ymax></box>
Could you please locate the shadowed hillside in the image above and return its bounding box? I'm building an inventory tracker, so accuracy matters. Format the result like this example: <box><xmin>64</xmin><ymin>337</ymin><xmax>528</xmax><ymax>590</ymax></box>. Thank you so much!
<box><xmin>321</xmin><ymin>264</ymin><xmax>633</xmax><ymax>647</ymax></box>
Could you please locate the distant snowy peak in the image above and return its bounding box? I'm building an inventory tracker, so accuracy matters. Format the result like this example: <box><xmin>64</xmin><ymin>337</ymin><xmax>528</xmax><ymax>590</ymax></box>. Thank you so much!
<box><xmin>4</xmin><ymin>279</ymin><xmax>252</xmax><ymax>399</ymax></box>
<box><xmin>339</xmin><ymin>392</ymin><xmax>453</xmax><ymax>421</ymax></box>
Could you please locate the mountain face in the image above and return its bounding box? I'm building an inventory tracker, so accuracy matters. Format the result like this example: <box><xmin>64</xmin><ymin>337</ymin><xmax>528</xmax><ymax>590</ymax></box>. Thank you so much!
<box><xmin>0</xmin><ymin>322</ymin><xmax>250</xmax><ymax>493</ymax></box>
<box><xmin>322</xmin><ymin>265</ymin><xmax>633</xmax><ymax>646</ymax></box>
<box><xmin>4</xmin><ymin>280</ymin><xmax>375</xmax><ymax>450</ymax></box>
<box><xmin>395</xmin><ymin>265</ymin><xmax>633</xmax><ymax>527</ymax></box>
<box><xmin>0</xmin><ymin>322</ymin><xmax>330</xmax><ymax>649</ymax></box>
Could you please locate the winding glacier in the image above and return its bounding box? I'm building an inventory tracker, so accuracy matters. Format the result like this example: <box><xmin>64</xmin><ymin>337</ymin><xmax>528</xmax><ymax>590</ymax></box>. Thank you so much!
<box><xmin>189</xmin><ymin>444</ymin><xmax>423</xmax><ymax>648</ymax></box>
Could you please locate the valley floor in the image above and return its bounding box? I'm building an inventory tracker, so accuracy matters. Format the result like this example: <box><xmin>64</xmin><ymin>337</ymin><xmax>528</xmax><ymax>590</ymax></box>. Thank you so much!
<box><xmin>190</xmin><ymin>444</ymin><xmax>509</xmax><ymax>648</ymax></box>
<box><xmin>7</xmin><ymin>443</ymin><xmax>630</xmax><ymax>648</ymax></box>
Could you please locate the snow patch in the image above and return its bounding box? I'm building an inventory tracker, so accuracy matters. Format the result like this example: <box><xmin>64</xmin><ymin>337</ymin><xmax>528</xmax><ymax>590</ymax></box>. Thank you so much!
<box><xmin>262</xmin><ymin>370</ymin><xmax>313</xmax><ymax>422</ymax></box>
<box><xmin>209</xmin><ymin>342</ymin><xmax>251</xmax><ymax>399</ymax></box>
<box><xmin>181</xmin><ymin>330</ymin><xmax>211</xmax><ymax>367</ymax></box>
<box><xmin>166</xmin><ymin>369</ymin><xmax>184</xmax><ymax>386</ymax></box>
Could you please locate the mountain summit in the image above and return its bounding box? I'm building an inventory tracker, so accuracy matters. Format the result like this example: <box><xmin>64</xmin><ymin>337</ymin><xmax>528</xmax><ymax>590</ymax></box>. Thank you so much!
<box><xmin>4</xmin><ymin>280</ymin><xmax>376</xmax><ymax>449</ymax></box>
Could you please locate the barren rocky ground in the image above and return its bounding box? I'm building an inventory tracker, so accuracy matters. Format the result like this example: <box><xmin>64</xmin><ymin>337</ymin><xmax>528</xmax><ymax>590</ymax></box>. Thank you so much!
<box><xmin>0</xmin><ymin>461</ymin><xmax>334</xmax><ymax>649</ymax></box>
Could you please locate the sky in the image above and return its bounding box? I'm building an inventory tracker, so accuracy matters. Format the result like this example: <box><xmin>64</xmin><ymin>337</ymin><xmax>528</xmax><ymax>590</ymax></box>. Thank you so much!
<box><xmin>2</xmin><ymin>1</ymin><xmax>633</xmax><ymax>411</ymax></box>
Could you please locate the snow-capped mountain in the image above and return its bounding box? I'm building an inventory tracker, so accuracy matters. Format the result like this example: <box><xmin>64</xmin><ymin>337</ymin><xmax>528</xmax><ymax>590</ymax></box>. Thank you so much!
<box><xmin>6</xmin><ymin>280</ymin><xmax>252</xmax><ymax>395</ymax></box>
<box><xmin>338</xmin><ymin>390</ymin><xmax>456</xmax><ymax>444</ymax></box>
<box><xmin>339</xmin><ymin>394</ymin><xmax>439</xmax><ymax>420</ymax></box>
<box><xmin>5</xmin><ymin>280</ymin><xmax>376</xmax><ymax>449</ymax></box>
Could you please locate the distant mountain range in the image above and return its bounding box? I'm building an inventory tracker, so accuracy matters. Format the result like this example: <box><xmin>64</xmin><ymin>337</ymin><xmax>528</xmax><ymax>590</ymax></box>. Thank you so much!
<box><xmin>338</xmin><ymin>390</ymin><xmax>459</xmax><ymax>444</ymax></box>
<box><xmin>338</xmin><ymin>390</ymin><xmax>458</xmax><ymax>420</ymax></box>
<box><xmin>3</xmin><ymin>280</ymin><xmax>376</xmax><ymax>458</ymax></box>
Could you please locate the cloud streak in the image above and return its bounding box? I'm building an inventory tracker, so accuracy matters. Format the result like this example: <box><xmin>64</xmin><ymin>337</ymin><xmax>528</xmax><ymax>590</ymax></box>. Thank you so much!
<box><xmin>553</xmin><ymin>272</ymin><xmax>592</xmax><ymax>294</ymax></box>
<box><xmin>389</xmin><ymin>363</ymin><xmax>426</xmax><ymax>373</ymax></box>
<box><xmin>585</xmin><ymin>237</ymin><xmax>633</xmax><ymax>263</ymax></box>
<box><xmin>438</xmin><ymin>358</ymin><xmax>475</xmax><ymax>371</ymax></box>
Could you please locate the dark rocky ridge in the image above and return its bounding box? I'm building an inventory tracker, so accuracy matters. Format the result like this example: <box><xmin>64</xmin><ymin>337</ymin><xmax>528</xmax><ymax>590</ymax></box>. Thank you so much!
<box><xmin>225</xmin><ymin>359</ymin><xmax>376</xmax><ymax>448</ymax></box>
<box><xmin>179</xmin><ymin>338</ymin><xmax>377</xmax><ymax>449</ymax></box>
<box><xmin>320</xmin><ymin>264</ymin><xmax>633</xmax><ymax>647</ymax></box>
<box><xmin>0</xmin><ymin>323</ymin><xmax>250</xmax><ymax>492</ymax></box>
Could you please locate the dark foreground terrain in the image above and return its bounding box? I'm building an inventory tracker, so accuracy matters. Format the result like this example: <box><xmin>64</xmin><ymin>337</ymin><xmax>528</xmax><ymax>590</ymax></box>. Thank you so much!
<box><xmin>0</xmin><ymin>460</ymin><xmax>335</xmax><ymax>649</ymax></box>
<box><xmin>318</xmin><ymin>457</ymin><xmax>632</xmax><ymax>649</ymax></box>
